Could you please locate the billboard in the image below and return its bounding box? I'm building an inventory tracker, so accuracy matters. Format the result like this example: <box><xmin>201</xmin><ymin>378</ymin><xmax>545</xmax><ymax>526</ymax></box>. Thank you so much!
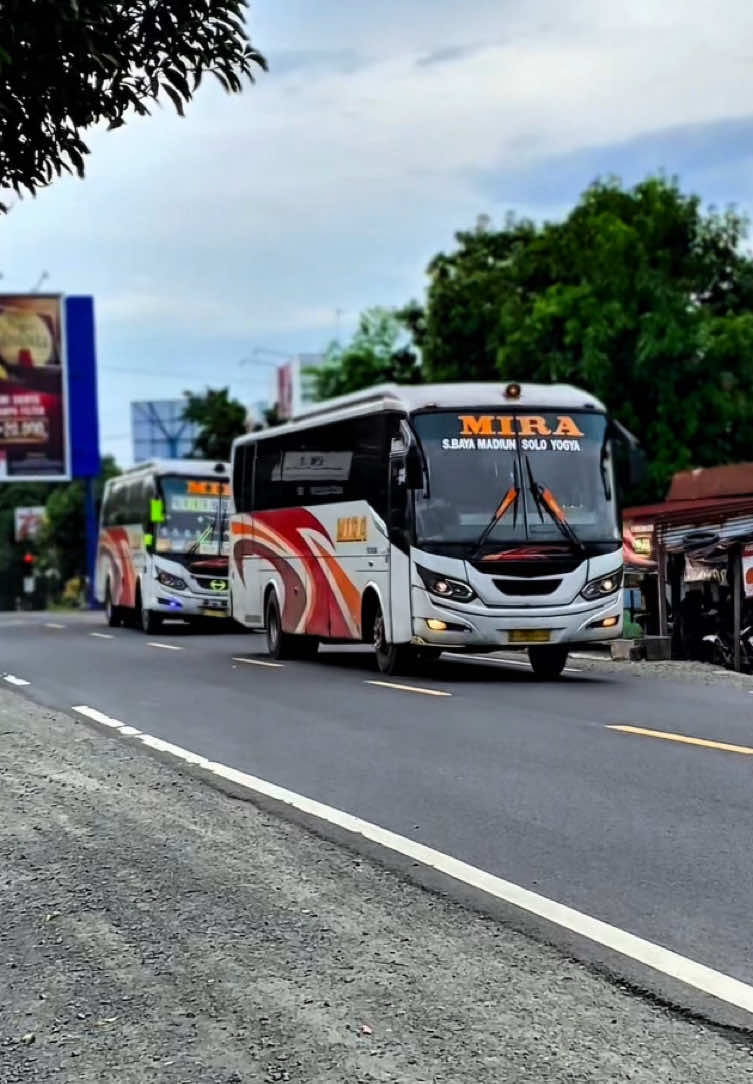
<box><xmin>131</xmin><ymin>400</ymin><xmax>200</xmax><ymax>462</ymax></box>
<box><xmin>0</xmin><ymin>295</ymin><xmax>69</xmax><ymax>479</ymax></box>
<box><xmin>14</xmin><ymin>506</ymin><xmax>45</xmax><ymax>543</ymax></box>
<box><xmin>276</xmin><ymin>354</ymin><xmax>326</xmax><ymax>420</ymax></box>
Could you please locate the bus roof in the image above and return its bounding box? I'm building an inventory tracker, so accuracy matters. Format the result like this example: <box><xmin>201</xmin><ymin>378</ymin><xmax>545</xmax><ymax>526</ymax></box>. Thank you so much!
<box><xmin>233</xmin><ymin>382</ymin><xmax>607</xmax><ymax>449</ymax></box>
<box><xmin>115</xmin><ymin>458</ymin><xmax>230</xmax><ymax>478</ymax></box>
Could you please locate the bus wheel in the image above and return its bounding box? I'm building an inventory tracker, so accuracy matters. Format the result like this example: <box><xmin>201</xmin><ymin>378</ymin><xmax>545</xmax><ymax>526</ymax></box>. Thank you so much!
<box><xmin>373</xmin><ymin>603</ymin><xmax>410</xmax><ymax>675</ymax></box>
<box><xmin>105</xmin><ymin>584</ymin><xmax>121</xmax><ymax>628</ymax></box>
<box><xmin>528</xmin><ymin>645</ymin><xmax>568</xmax><ymax>680</ymax></box>
<box><xmin>136</xmin><ymin>588</ymin><xmax>162</xmax><ymax>635</ymax></box>
<box><xmin>265</xmin><ymin>594</ymin><xmax>292</xmax><ymax>660</ymax></box>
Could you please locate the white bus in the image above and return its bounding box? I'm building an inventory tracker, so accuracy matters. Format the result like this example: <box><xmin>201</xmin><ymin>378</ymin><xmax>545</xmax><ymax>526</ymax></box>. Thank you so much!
<box><xmin>96</xmin><ymin>458</ymin><xmax>231</xmax><ymax>633</ymax></box>
<box><xmin>230</xmin><ymin>383</ymin><xmax>641</xmax><ymax>678</ymax></box>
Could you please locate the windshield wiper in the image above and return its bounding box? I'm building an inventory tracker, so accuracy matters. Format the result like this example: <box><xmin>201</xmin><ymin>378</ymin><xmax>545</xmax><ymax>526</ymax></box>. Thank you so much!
<box><xmin>525</xmin><ymin>456</ymin><xmax>585</xmax><ymax>553</ymax></box>
<box><xmin>472</xmin><ymin>461</ymin><xmax>520</xmax><ymax>558</ymax></box>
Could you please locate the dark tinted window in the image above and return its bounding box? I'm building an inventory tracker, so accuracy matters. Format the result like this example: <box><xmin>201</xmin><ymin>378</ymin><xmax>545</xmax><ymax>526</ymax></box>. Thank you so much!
<box><xmin>233</xmin><ymin>444</ymin><xmax>254</xmax><ymax>515</ymax></box>
<box><xmin>253</xmin><ymin>413</ymin><xmax>396</xmax><ymax>517</ymax></box>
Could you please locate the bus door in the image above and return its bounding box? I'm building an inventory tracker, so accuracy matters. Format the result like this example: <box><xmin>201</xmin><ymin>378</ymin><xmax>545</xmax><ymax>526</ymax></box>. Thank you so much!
<box><xmin>387</xmin><ymin>422</ymin><xmax>416</xmax><ymax>644</ymax></box>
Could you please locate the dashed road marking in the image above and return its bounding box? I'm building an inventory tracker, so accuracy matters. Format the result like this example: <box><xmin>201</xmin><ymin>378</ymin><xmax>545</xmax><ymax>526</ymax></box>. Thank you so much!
<box><xmin>366</xmin><ymin>679</ymin><xmax>452</xmax><ymax>698</ymax></box>
<box><xmin>607</xmin><ymin>724</ymin><xmax>753</xmax><ymax>757</ymax></box>
<box><xmin>90</xmin><ymin>632</ymin><xmax>114</xmax><ymax>640</ymax></box>
<box><xmin>45</xmin><ymin>622</ymin><xmax>66</xmax><ymax>630</ymax></box>
<box><xmin>232</xmin><ymin>656</ymin><xmax>284</xmax><ymax>669</ymax></box>
<box><xmin>69</xmin><ymin>701</ymin><xmax>753</xmax><ymax>1018</ymax></box>
<box><xmin>4</xmin><ymin>674</ymin><xmax>29</xmax><ymax>686</ymax></box>
<box><xmin>147</xmin><ymin>642</ymin><xmax>183</xmax><ymax>651</ymax></box>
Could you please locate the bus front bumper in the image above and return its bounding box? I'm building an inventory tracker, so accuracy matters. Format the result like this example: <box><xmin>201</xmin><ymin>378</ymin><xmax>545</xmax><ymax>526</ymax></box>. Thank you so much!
<box><xmin>411</xmin><ymin>589</ymin><xmax>623</xmax><ymax>650</ymax></box>
<box><xmin>153</xmin><ymin>591</ymin><xmax>229</xmax><ymax>620</ymax></box>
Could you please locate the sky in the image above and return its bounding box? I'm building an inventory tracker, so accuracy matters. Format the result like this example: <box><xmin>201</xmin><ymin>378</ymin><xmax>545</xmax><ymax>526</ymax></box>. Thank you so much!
<box><xmin>3</xmin><ymin>0</ymin><xmax>753</xmax><ymax>466</ymax></box>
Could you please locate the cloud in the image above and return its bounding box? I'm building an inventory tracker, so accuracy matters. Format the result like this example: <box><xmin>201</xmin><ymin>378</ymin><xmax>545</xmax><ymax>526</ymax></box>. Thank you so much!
<box><xmin>415</xmin><ymin>43</ymin><xmax>486</xmax><ymax>68</ymax></box>
<box><xmin>478</xmin><ymin>114</ymin><xmax>753</xmax><ymax>211</ymax></box>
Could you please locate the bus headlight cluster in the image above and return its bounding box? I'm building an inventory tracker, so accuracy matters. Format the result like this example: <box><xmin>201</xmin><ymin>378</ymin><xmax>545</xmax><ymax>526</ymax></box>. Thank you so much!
<box><xmin>157</xmin><ymin>570</ymin><xmax>187</xmax><ymax>591</ymax></box>
<box><xmin>416</xmin><ymin>565</ymin><xmax>476</xmax><ymax>603</ymax></box>
<box><xmin>581</xmin><ymin>569</ymin><xmax>623</xmax><ymax>600</ymax></box>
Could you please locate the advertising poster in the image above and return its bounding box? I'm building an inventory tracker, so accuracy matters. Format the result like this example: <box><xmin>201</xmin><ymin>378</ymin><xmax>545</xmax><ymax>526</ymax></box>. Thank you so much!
<box><xmin>742</xmin><ymin>544</ymin><xmax>753</xmax><ymax>599</ymax></box>
<box><xmin>0</xmin><ymin>295</ymin><xmax>69</xmax><ymax>479</ymax></box>
<box><xmin>14</xmin><ymin>506</ymin><xmax>46</xmax><ymax>543</ymax></box>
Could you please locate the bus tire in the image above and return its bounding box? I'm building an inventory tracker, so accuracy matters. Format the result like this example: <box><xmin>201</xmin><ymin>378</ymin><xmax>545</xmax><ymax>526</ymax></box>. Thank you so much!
<box><xmin>136</xmin><ymin>586</ymin><xmax>162</xmax><ymax>635</ymax></box>
<box><xmin>265</xmin><ymin>593</ymin><xmax>293</xmax><ymax>660</ymax></box>
<box><xmin>373</xmin><ymin>599</ymin><xmax>411</xmax><ymax>675</ymax></box>
<box><xmin>105</xmin><ymin>583</ymin><xmax>122</xmax><ymax>628</ymax></box>
<box><xmin>528</xmin><ymin>645</ymin><xmax>568</xmax><ymax>680</ymax></box>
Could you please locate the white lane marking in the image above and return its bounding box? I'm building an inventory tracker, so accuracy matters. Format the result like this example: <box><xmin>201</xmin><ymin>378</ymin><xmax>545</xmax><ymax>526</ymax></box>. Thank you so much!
<box><xmin>45</xmin><ymin>622</ymin><xmax>66</xmax><ymax>630</ymax></box>
<box><xmin>232</xmin><ymin>656</ymin><xmax>284</xmax><ymax>669</ymax></box>
<box><xmin>73</xmin><ymin>707</ymin><xmax>143</xmax><ymax>739</ymax></box>
<box><xmin>446</xmin><ymin>652</ymin><xmax>582</xmax><ymax>674</ymax></box>
<box><xmin>4</xmin><ymin>674</ymin><xmax>30</xmax><ymax>686</ymax></box>
<box><xmin>69</xmin><ymin>704</ymin><xmax>753</xmax><ymax>1018</ymax></box>
<box><xmin>90</xmin><ymin>632</ymin><xmax>114</xmax><ymax>640</ymax></box>
<box><xmin>73</xmin><ymin>705</ymin><xmax>126</xmax><ymax>730</ymax></box>
<box><xmin>366</xmin><ymin>680</ymin><xmax>452</xmax><ymax>698</ymax></box>
<box><xmin>147</xmin><ymin>642</ymin><xmax>183</xmax><ymax>651</ymax></box>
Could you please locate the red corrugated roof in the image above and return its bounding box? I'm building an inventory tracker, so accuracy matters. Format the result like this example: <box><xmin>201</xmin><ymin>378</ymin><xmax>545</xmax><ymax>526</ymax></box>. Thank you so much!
<box><xmin>624</xmin><ymin>495</ymin><xmax>753</xmax><ymax>527</ymax></box>
<box><xmin>667</xmin><ymin>463</ymin><xmax>753</xmax><ymax>501</ymax></box>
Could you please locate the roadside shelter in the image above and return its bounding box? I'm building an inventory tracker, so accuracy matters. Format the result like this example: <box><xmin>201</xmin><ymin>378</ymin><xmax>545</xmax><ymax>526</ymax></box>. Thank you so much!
<box><xmin>624</xmin><ymin>464</ymin><xmax>753</xmax><ymax>668</ymax></box>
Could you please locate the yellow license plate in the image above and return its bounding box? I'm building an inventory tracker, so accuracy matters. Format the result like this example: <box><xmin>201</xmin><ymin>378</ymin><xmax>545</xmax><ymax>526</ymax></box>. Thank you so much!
<box><xmin>509</xmin><ymin>629</ymin><xmax>551</xmax><ymax>644</ymax></box>
<box><xmin>202</xmin><ymin>609</ymin><xmax>226</xmax><ymax>618</ymax></box>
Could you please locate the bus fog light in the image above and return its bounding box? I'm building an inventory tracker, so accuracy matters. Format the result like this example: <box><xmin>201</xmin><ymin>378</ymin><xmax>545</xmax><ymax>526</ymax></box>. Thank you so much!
<box><xmin>427</xmin><ymin>619</ymin><xmax>448</xmax><ymax>631</ymax></box>
<box><xmin>588</xmin><ymin>615</ymin><xmax>619</xmax><ymax>629</ymax></box>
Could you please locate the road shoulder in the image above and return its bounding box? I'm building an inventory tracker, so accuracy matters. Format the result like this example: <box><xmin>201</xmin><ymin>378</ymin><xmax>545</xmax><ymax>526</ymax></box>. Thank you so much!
<box><xmin>0</xmin><ymin>688</ymin><xmax>751</xmax><ymax>1083</ymax></box>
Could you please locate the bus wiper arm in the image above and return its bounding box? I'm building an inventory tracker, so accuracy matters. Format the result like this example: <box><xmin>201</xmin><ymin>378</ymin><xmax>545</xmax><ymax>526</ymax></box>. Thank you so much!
<box><xmin>525</xmin><ymin>457</ymin><xmax>585</xmax><ymax>553</ymax></box>
<box><xmin>472</xmin><ymin>461</ymin><xmax>520</xmax><ymax>557</ymax></box>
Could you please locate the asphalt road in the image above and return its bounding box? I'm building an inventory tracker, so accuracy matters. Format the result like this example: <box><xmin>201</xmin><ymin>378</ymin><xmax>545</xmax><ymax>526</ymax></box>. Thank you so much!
<box><xmin>3</xmin><ymin>610</ymin><xmax>753</xmax><ymax>1019</ymax></box>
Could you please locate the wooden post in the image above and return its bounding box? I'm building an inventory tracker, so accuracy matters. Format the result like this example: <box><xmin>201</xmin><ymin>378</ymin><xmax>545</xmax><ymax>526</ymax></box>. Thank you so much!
<box><xmin>657</xmin><ymin>538</ymin><xmax>668</xmax><ymax>638</ymax></box>
<box><xmin>733</xmin><ymin>544</ymin><xmax>742</xmax><ymax>673</ymax></box>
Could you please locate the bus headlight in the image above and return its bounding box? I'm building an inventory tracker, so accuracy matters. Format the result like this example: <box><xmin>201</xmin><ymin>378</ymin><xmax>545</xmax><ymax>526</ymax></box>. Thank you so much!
<box><xmin>416</xmin><ymin>565</ymin><xmax>476</xmax><ymax>603</ymax></box>
<box><xmin>581</xmin><ymin>569</ymin><xmax>623</xmax><ymax>600</ymax></box>
<box><xmin>157</xmin><ymin>570</ymin><xmax>187</xmax><ymax>591</ymax></box>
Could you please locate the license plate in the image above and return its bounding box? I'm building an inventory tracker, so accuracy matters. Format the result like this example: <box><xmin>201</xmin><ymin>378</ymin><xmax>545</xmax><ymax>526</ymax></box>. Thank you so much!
<box><xmin>509</xmin><ymin>629</ymin><xmax>551</xmax><ymax>644</ymax></box>
<box><xmin>202</xmin><ymin>609</ymin><xmax>226</xmax><ymax>618</ymax></box>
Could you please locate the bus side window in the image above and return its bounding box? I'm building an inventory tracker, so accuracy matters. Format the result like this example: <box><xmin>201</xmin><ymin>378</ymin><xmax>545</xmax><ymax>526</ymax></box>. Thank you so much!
<box><xmin>254</xmin><ymin>439</ymin><xmax>286</xmax><ymax>511</ymax></box>
<box><xmin>141</xmin><ymin>478</ymin><xmax>155</xmax><ymax>532</ymax></box>
<box><xmin>101</xmin><ymin>485</ymin><xmax>113</xmax><ymax>528</ymax></box>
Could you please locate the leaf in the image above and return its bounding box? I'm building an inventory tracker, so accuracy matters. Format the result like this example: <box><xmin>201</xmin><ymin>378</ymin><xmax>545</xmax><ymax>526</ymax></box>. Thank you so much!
<box><xmin>161</xmin><ymin>83</ymin><xmax>185</xmax><ymax>116</ymax></box>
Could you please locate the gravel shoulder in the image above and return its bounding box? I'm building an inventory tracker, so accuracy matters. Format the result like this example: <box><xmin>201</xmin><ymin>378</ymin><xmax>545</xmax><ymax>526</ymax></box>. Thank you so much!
<box><xmin>1</xmin><ymin>689</ymin><xmax>752</xmax><ymax>1083</ymax></box>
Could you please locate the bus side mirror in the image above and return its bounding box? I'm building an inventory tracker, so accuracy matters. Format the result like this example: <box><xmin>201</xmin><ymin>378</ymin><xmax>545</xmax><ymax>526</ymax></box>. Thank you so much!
<box><xmin>629</xmin><ymin>447</ymin><xmax>647</xmax><ymax>488</ymax></box>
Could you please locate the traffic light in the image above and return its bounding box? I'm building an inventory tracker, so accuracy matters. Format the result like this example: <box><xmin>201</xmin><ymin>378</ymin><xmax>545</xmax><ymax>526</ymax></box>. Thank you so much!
<box><xmin>23</xmin><ymin>553</ymin><xmax>35</xmax><ymax>567</ymax></box>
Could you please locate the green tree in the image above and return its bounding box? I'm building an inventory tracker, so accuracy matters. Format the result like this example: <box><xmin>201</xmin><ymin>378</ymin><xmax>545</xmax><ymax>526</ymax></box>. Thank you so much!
<box><xmin>408</xmin><ymin>177</ymin><xmax>753</xmax><ymax>499</ymax></box>
<box><xmin>39</xmin><ymin>456</ymin><xmax>121</xmax><ymax>587</ymax></box>
<box><xmin>402</xmin><ymin>214</ymin><xmax>537</xmax><ymax>382</ymax></box>
<box><xmin>0</xmin><ymin>0</ymin><xmax>265</xmax><ymax>208</ymax></box>
<box><xmin>310</xmin><ymin>307</ymin><xmax>422</xmax><ymax>401</ymax></box>
<box><xmin>182</xmin><ymin>387</ymin><xmax>247</xmax><ymax>460</ymax></box>
<box><xmin>0</xmin><ymin>481</ymin><xmax>53</xmax><ymax>608</ymax></box>
<box><xmin>495</xmin><ymin>177</ymin><xmax>753</xmax><ymax>498</ymax></box>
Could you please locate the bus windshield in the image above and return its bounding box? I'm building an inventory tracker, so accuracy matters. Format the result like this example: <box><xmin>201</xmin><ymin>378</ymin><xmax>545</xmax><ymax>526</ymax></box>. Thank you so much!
<box><xmin>411</xmin><ymin>410</ymin><xmax>619</xmax><ymax>552</ymax></box>
<box><xmin>155</xmin><ymin>476</ymin><xmax>230</xmax><ymax>556</ymax></box>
